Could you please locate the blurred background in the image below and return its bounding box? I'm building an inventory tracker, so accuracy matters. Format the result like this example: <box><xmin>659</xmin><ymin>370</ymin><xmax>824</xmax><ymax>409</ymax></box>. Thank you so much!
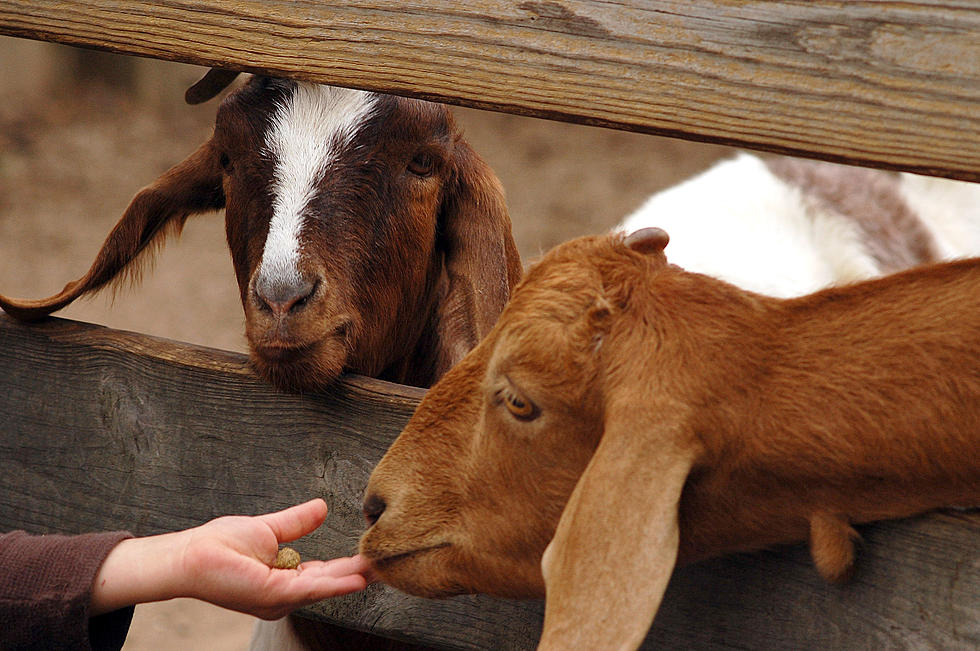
<box><xmin>0</xmin><ymin>36</ymin><xmax>730</xmax><ymax>649</ymax></box>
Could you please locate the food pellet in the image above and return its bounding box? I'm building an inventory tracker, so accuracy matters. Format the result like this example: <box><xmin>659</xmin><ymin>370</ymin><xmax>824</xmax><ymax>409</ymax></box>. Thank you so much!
<box><xmin>274</xmin><ymin>547</ymin><xmax>301</xmax><ymax>570</ymax></box>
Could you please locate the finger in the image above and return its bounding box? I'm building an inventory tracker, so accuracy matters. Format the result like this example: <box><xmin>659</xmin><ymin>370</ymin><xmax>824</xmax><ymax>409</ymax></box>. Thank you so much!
<box><xmin>253</xmin><ymin>573</ymin><xmax>370</xmax><ymax>620</ymax></box>
<box><xmin>306</xmin><ymin>573</ymin><xmax>370</xmax><ymax>597</ymax></box>
<box><xmin>318</xmin><ymin>574</ymin><xmax>369</xmax><ymax>597</ymax></box>
<box><xmin>296</xmin><ymin>554</ymin><xmax>372</xmax><ymax>578</ymax></box>
<box><xmin>257</xmin><ymin>499</ymin><xmax>328</xmax><ymax>543</ymax></box>
<box><xmin>339</xmin><ymin>554</ymin><xmax>379</xmax><ymax>583</ymax></box>
<box><xmin>264</xmin><ymin>568</ymin><xmax>370</xmax><ymax>607</ymax></box>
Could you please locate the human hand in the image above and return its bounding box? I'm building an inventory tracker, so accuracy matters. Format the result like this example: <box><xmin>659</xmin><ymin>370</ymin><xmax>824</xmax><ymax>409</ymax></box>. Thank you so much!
<box><xmin>91</xmin><ymin>499</ymin><xmax>370</xmax><ymax>619</ymax></box>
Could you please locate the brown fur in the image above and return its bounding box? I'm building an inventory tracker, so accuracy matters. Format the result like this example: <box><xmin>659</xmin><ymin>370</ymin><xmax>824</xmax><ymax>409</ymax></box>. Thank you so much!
<box><xmin>0</xmin><ymin>76</ymin><xmax>522</xmax><ymax>393</ymax></box>
<box><xmin>360</xmin><ymin>229</ymin><xmax>980</xmax><ymax>649</ymax></box>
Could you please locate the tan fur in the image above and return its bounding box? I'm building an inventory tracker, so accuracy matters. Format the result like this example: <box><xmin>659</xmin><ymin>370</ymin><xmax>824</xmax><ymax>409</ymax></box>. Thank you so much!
<box><xmin>360</xmin><ymin>229</ymin><xmax>980</xmax><ymax>649</ymax></box>
<box><xmin>808</xmin><ymin>511</ymin><xmax>860</xmax><ymax>583</ymax></box>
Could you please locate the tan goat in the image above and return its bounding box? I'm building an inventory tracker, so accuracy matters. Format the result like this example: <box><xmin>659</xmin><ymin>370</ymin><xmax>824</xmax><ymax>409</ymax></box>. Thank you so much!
<box><xmin>360</xmin><ymin>228</ymin><xmax>980</xmax><ymax>650</ymax></box>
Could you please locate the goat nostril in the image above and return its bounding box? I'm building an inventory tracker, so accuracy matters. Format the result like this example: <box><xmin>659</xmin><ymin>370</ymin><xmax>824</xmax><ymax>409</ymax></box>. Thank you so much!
<box><xmin>289</xmin><ymin>279</ymin><xmax>318</xmax><ymax>312</ymax></box>
<box><xmin>254</xmin><ymin>277</ymin><xmax>318</xmax><ymax>316</ymax></box>
<box><xmin>363</xmin><ymin>493</ymin><xmax>386</xmax><ymax>526</ymax></box>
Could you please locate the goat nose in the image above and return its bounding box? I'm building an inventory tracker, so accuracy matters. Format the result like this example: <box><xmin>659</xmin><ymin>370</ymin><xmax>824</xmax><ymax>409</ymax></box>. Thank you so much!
<box><xmin>363</xmin><ymin>493</ymin><xmax>387</xmax><ymax>526</ymax></box>
<box><xmin>254</xmin><ymin>276</ymin><xmax>317</xmax><ymax>316</ymax></box>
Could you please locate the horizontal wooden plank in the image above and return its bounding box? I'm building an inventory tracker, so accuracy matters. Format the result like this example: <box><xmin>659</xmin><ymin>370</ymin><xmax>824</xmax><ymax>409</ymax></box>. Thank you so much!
<box><xmin>0</xmin><ymin>314</ymin><xmax>978</xmax><ymax>648</ymax></box>
<box><xmin>0</xmin><ymin>1</ymin><xmax>978</xmax><ymax>181</ymax></box>
<box><xmin>0</xmin><ymin>314</ymin><xmax>541</xmax><ymax>649</ymax></box>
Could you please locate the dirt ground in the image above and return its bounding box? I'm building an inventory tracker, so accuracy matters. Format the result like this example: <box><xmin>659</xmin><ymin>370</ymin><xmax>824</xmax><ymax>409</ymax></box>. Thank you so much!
<box><xmin>0</xmin><ymin>38</ymin><xmax>730</xmax><ymax>648</ymax></box>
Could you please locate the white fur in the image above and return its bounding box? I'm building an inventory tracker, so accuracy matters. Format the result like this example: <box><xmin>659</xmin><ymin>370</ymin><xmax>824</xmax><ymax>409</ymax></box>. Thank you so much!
<box><xmin>898</xmin><ymin>172</ymin><xmax>980</xmax><ymax>259</ymax></box>
<box><xmin>260</xmin><ymin>84</ymin><xmax>378</xmax><ymax>288</ymax></box>
<box><xmin>616</xmin><ymin>153</ymin><xmax>877</xmax><ymax>297</ymax></box>
<box><xmin>250</xmin><ymin>618</ymin><xmax>308</xmax><ymax>651</ymax></box>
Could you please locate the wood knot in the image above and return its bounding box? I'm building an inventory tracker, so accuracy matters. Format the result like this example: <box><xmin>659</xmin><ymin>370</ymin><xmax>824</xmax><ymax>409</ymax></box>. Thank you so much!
<box><xmin>518</xmin><ymin>2</ymin><xmax>610</xmax><ymax>39</ymax></box>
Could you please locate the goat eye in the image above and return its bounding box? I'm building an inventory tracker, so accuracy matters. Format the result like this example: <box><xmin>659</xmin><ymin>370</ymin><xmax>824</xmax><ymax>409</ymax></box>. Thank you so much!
<box><xmin>502</xmin><ymin>390</ymin><xmax>538</xmax><ymax>421</ymax></box>
<box><xmin>219</xmin><ymin>152</ymin><xmax>232</xmax><ymax>172</ymax></box>
<box><xmin>407</xmin><ymin>152</ymin><xmax>435</xmax><ymax>177</ymax></box>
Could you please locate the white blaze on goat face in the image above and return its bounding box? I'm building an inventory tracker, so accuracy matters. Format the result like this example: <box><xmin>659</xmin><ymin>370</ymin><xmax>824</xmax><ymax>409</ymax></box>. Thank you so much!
<box><xmin>260</xmin><ymin>84</ymin><xmax>378</xmax><ymax>286</ymax></box>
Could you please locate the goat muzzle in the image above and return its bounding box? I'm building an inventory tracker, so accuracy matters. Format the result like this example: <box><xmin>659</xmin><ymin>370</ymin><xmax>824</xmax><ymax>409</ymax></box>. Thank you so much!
<box><xmin>253</xmin><ymin>275</ymin><xmax>319</xmax><ymax>318</ymax></box>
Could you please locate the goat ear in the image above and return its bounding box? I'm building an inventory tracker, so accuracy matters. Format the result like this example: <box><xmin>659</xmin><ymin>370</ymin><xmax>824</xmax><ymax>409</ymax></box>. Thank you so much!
<box><xmin>0</xmin><ymin>141</ymin><xmax>225</xmax><ymax>321</ymax></box>
<box><xmin>432</xmin><ymin>140</ymin><xmax>522</xmax><ymax>376</ymax></box>
<box><xmin>538</xmin><ymin>400</ymin><xmax>696</xmax><ymax>650</ymax></box>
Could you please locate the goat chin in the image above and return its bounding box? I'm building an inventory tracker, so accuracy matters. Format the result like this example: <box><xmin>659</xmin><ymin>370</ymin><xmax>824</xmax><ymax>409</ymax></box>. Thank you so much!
<box><xmin>370</xmin><ymin>552</ymin><xmax>466</xmax><ymax>600</ymax></box>
<box><xmin>367</xmin><ymin>541</ymin><xmax>546</xmax><ymax>601</ymax></box>
<box><xmin>249</xmin><ymin>337</ymin><xmax>348</xmax><ymax>392</ymax></box>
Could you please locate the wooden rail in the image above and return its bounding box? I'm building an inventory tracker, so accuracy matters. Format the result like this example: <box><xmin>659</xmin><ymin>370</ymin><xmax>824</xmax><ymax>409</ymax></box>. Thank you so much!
<box><xmin>1</xmin><ymin>1</ymin><xmax>979</xmax><ymax>181</ymax></box>
<box><xmin>1</xmin><ymin>315</ymin><xmax>977</xmax><ymax>649</ymax></box>
<box><xmin>2</xmin><ymin>2</ymin><xmax>979</xmax><ymax>647</ymax></box>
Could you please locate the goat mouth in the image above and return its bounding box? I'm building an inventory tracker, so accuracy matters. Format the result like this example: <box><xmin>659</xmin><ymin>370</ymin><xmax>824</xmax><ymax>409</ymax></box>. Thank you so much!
<box><xmin>369</xmin><ymin>542</ymin><xmax>452</xmax><ymax>569</ymax></box>
<box><xmin>249</xmin><ymin>330</ymin><xmax>351</xmax><ymax>392</ymax></box>
<box><xmin>253</xmin><ymin>342</ymin><xmax>314</xmax><ymax>363</ymax></box>
<box><xmin>367</xmin><ymin>542</ymin><xmax>471</xmax><ymax>598</ymax></box>
<box><xmin>250</xmin><ymin>316</ymin><xmax>353</xmax><ymax>365</ymax></box>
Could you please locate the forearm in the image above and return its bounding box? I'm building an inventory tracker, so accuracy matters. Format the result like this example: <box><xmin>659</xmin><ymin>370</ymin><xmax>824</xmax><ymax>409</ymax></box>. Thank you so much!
<box><xmin>90</xmin><ymin>531</ymin><xmax>184</xmax><ymax>616</ymax></box>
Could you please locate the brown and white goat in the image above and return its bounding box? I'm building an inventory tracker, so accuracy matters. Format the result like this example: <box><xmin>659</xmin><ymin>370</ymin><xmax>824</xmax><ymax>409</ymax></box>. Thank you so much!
<box><xmin>0</xmin><ymin>72</ymin><xmax>522</xmax><ymax>392</ymax></box>
<box><xmin>360</xmin><ymin>228</ymin><xmax>980</xmax><ymax>650</ymax></box>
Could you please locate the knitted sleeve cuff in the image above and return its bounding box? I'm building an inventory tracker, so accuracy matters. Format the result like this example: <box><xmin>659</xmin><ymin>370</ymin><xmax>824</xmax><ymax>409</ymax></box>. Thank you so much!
<box><xmin>0</xmin><ymin>530</ymin><xmax>135</xmax><ymax>650</ymax></box>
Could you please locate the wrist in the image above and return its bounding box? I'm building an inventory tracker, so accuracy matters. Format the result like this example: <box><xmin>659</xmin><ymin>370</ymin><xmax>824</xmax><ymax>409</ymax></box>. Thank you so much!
<box><xmin>90</xmin><ymin>532</ymin><xmax>185</xmax><ymax>615</ymax></box>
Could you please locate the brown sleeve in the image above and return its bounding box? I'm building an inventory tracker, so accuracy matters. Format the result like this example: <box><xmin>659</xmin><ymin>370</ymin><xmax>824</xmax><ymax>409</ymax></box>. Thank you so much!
<box><xmin>0</xmin><ymin>530</ymin><xmax>136</xmax><ymax>651</ymax></box>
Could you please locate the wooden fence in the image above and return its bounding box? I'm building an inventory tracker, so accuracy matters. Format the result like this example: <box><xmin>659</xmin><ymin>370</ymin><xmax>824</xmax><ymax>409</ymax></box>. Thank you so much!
<box><xmin>2</xmin><ymin>1</ymin><xmax>979</xmax><ymax>181</ymax></box>
<box><xmin>1</xmin><ymin>2</ymin><xmax>978</xmax><ymax>648</ymax></box>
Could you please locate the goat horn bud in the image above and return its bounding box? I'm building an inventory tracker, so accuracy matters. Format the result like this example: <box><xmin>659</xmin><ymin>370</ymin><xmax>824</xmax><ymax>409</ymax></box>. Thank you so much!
<box><xmin>185</xmin><ymin>68</ymin><xmax>240</xmax><ymax>105</ymax></box>
<box><xmin>625</xmin><ymin>227</ymin><xmax>670</xmax><ymax>254</ymax></box>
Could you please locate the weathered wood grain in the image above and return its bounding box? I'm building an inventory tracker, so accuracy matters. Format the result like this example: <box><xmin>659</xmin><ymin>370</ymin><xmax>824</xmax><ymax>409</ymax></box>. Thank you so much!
<box><xmin>0</xmin><ymin>314</ymin><xmax>540</xmax><ymax>648</ymax></box>
<box><xmin>0</xmin><ymin>1</ymin><xmax>978</xmax><ymax>181</ymax></box>
<box><xmin>1</xmin><ymin>314</ymin><xmax>977</xmax><ymax>648</ymax></box>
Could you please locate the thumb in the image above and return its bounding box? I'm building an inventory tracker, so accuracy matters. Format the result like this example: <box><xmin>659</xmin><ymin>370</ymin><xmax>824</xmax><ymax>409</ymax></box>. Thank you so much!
<box><xmin>257</xmin><ymin>499</ymin><xmax>328</xmax><ymax>543</ymax></box>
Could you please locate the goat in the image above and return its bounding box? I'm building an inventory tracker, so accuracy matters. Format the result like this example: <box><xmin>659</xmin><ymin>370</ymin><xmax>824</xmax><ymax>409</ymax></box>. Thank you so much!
<box><xmin>359</xmin><ymin>228</ymin><xmax>980</xmax><ymax>650</ymax></box>
<box><xmin>618</xmin><ymin>152</ymin><xmax>980</xmax><ymax>297</ymax></box>
<box><xmin>0</xmin><ymin>71</ymin><xmax>522</xmax><ymax>392</ymax></box>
